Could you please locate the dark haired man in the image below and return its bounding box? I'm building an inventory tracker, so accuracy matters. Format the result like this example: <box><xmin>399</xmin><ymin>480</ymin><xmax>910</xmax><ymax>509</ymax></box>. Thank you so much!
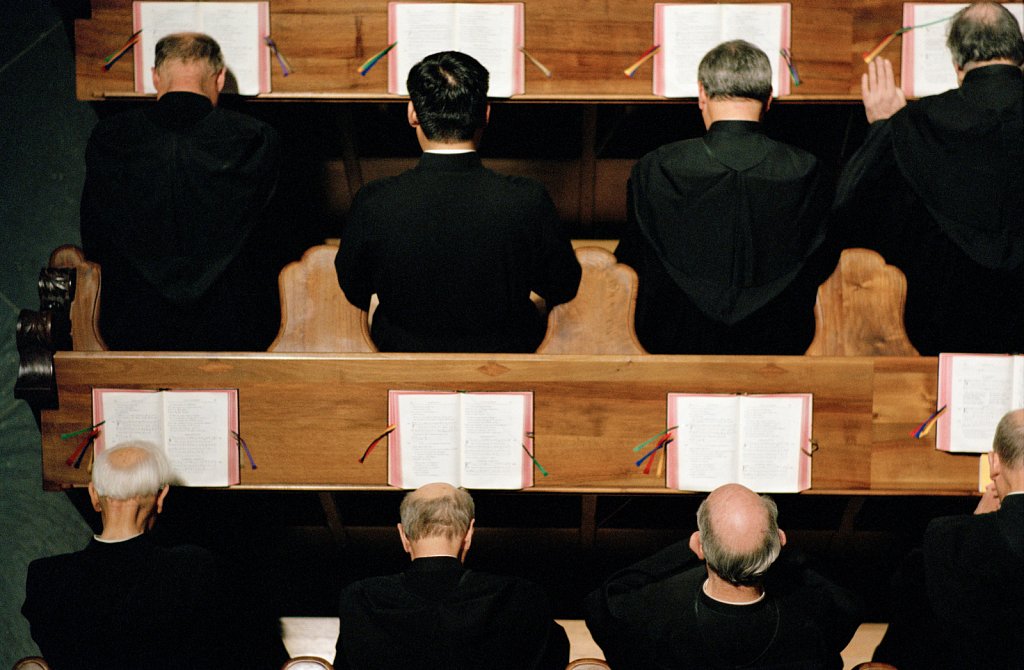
<box><xmin>584</xmin><ymin>483</ymin><xmax>861</xmax><ymax>669</ymax></box>
<box><xmin>873</xmin><ymin>408</ymin><xmax>1024</xmax><ymax>668</ymax></box>
<box><xmin>836</xmin><ymin>3</ymin><xmax>1024</xmax><ymax>354</ymax></box>
<box><xmin>80</xmin><ymin>32</ymin><xmax>281</xmax><ymax>351</ymax></box>
<box><xmin>335</xmin><ymin>51</ymin><xmax>580</xmax><ymax>352</ymax></box>
<box><xmin>615</xmin><ymin>40</ymin><xmax>835</xmax><ymax>354</ymax></box>
<box><xmin>334</xmin><ymin>482</ymin><xmax>569</xmax><ymax>669</ymax></box>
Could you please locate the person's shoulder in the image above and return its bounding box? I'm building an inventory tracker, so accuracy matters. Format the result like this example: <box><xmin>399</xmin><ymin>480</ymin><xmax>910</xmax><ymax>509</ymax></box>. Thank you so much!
<box><xmin>479</xmin><ymin>166</ymin><xmax>551</xmax><ymax>198</ymax></box>
<box><xmin>87</xmin><ymin>108</ymin><xmax>149</xmax><ymax>147</ymax></box>
<box><xmin>207</xmin><ymin>107</ymin><xmax>279</xmax><ymax>142</ymax></box>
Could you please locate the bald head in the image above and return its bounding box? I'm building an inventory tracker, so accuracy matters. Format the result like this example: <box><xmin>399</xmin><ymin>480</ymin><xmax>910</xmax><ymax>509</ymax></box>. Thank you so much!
<box><xmin>694</xmin><ymin>484</ymin><xmax>783</xmax><ymax>586</ymax></box>
<box><xmin>151</xmin><ymin>32</ymin><xmax>226</xmax><ymax>102</ymax></box>
<box><xmin>92</xmin><ymin>441</ymin><xmax>171</xmax><ymax>500</ymax></box>
<box><xmin>947</xmin><ymin>2</ymin><xmax>1024</xmax><ymax>69</ymax></box>
<box><xmin>399</xmin><ymin>482</ymin><xmax>475</xmax><ymax>542</ymax></box>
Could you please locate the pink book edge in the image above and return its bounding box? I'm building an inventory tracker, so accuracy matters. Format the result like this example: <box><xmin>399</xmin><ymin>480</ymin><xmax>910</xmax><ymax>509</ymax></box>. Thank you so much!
<box><xmin>258</xmin><ymin>2</ymin><xmax>270</xmax><ymax>93</ymax></box>
<box><xmin>665</xmin><ymin>393</ymin><xmax>679</xmax><ymax>489</ymax></box>
<box><xmin>132</xmin><ymin>2</ymin><xmax>145</xmax><ymax>93</ymax></box>
<box><xmin>387</xmin><ymin>390</ymin><xmax>404</xmax><ymax>487</ymax></box>
<box><xmin>653</xmin><ymin>4</ymin><xmax>665</xmax><ymax>96</ymax></box>
<box><xmin>517</xmin><ymin>392</ymin><xmax>534</xmax><ymax>488</ymax></box>
<box><xmin>935</xmin><ymin>353</ymin><xmax>955</xmax><ymax>451</ymax></box>
<box><xmin>387</xmin><ymin>2</ymin><xmax>399</xmax><ymax>94</ymax></box>
<box><xmin>901</xmin><ymin>4</ymin><xmax>916</xmax><ymax>96</ymax></box>
<box><xmin>225</xmin><ymin>390</ymin><xmax>240</xmax><ymax>485</ymax></box>
<box><xmin>512</xmin><ymin>3</ymin><xmax>525</xmax><ymax>95</ymax></box>
<box><xmin>778</xmin><ymin>3</ymin><xmax>792</xmax><ymax>97</ymax></box>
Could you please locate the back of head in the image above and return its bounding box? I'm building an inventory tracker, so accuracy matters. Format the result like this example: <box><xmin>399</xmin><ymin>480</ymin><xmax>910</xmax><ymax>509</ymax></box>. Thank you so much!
<box><xmin>407</xmin><ymin>51</ymin><xmax>489</xmax><ymax>142</ymax></box>
<box><xmin>698</xmin><ymin>40</ymin><xmax>773</xmax><ymax>103</ymax></box>
<box><xmin>92</xmin><ymin>441</ymin><xmax>171</xmax><ymax>500</ymax></box>
<box><xmin>946</xmin><ymin>2</ymin><xmax>1024</xmax><ymax>68</ymax></box>
<box><xmin>993</xmin><ymin>409</ymin><xmax>1024</xmax><ymax>469</ymax></box>
<box><xmin>697</xmin><ymin>484</ymin><xmax>782</xmax><ymax>586</ymax></box>
<box><xmin>400</xmin><ymin>482</ymin><xmax>475</xmax><ymax>541</ymax></box>
<box><xmin>154</xmin><ymin>32</ymin><xmax>225</xmax><ymax>81</ymax></box>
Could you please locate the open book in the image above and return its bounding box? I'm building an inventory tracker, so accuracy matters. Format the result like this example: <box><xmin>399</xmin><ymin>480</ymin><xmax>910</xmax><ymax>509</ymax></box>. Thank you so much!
<box><xmin>387</xmin><ymin>2</ymin><xmax>525</xmax><ymax>97</ymax></box>
<box><xmin>936</xmin><ymin>353</ymin><xmax>1024</xmax><ymax>453</ymax></box>
<box><xmin>133</xmin><ymin>1</ymin><xmax>271</xmax><ymax>95</ymax></box>
<box><xmin>901</xmin><ymin>3</ymin><xmax>1024</xmax><ymax>97</ymax></box>
<box><xmin>387</xmin><ymin>390</ymin><xmax>534</xmax><ymax>489</ymax></box>
<box><xmin>667</xmin><ymin>393</ymin><xmax>812</xmax><ymax>492</ymax></box>
<box><xmin>653</xmin><ymin>3</ymin><xmax>792</xmax><ymax>98</ymax></box>
<box><xmin>92</xmin><ymin>388</ymin><xmax>240</xmax><ymax>487</ymax></box>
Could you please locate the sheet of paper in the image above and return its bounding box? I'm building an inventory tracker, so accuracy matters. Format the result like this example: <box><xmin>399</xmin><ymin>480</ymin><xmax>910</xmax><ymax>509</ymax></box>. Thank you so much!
<box><xmin>388</xmin><ymin>3</ymin><xmax>524</xmax><ymax>97</ymax></box>
<box><xmin>670</xmin><ymin>395</ymin><xmax>741</xmax><ymax>491</ymax></box>
<box><xmin>133</xmin><ymin>2</ymin><xmax>270</xmax><ymax>95</ymax></box>
<box><xmin>655</xmin><ymin>3</ymin><xmax>790</xmax><ymax>98</ymax></box>
<box><xmin>902</xmin><ymin>3</ymin><xmax>1024</xmax><ymax>97</ymax></box>
<box><xmin>737</xmin><ymin>395</ymin><xmax>808</xmax><ymax>492</ymax></box>
<box><xmin>161</xmin><ymin>391</ymin><xmax>235</xmax><ymax>487</ymax></box>
<box><xmin>459</xmin><ymin>393</ymin><xmax>529</xmax><ymax>490</ymax></box>
<box><xmin>938</xmin><ymin>353</ymin><xmax>1015</xmax><ymax>453</ymax></box>
<box><xmin>391</xmin><ymin>393</ymin><xmax>462</xmax><ymax>488</ymax></box>
<box><xmin>94</xmin><ymin>390</ymin><xmax>166</xmax><ymax>451</ymax></box>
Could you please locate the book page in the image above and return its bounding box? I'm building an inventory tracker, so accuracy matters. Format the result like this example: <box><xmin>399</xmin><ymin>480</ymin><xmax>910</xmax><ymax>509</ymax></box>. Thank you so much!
<box><xmin>133</xmin><ymin>2</ymin><xmax>270</xmax><ymax>95</ymax></box>
<box><xmin>453</xmin><ymin>4</ymin><xmax>524</xmax><ymax>97</ymax></box>
<box><xmin>655</xmin><ymin>4</ymin><xmax>723</xmax><ymax>97</ymax></box>
<box><xmin>388</xmin><ymin>3</ymin><xmax>457</xmax><ymax>95</ymax></box>
<box><xmin>388</xmin><ymin>3</ymin><xmax>524</xmax><ymax>97</ymax></box>
<box><xmin>669</xmin><ymin>394</ymin><xmax>740</xmax><ymax>491</ymax></box>
<box><xmin>389</xmin><ymin>392</ymin><xmax>461</xmax><ymax>488</ymax></box>
<box><xmin>939</xmin><ymin>354</ymin><xmax>1015</xmax><ymax>453</ymax></box>
<box><xmin>902</xmin><ymin>4</ymin><xmax>1024</xmax><ymax>97</ymax></box>
<box><xmin>93</xmin><ymin>389</ymin><xmax>166</xmax><ymax>452</ymax></box>
<box><xmin>655</xmin><ymin>4</ymin><xmax>790</xmax><ymax>98</ymax></box>
<box><xmin>737</xmin><ymin>395</ymin><xmax>810</xmax><ymax>492</ymax></box>
<box><xmin>459</xmin><ymin>393</ymin><xmax>531</xmax><ymax>489</ymax></box>
<box><xmin>162</xmin><ymin>391</ymin><xmax>237</xmax><ymax>487</ymax></box>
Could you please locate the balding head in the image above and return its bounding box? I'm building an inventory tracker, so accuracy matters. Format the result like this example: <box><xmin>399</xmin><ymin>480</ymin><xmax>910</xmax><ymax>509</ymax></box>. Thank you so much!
<box><xmin>399</xmin><ymin>482</ymin><xmax>475</xmax><ymax>542</ymax></box>
<box><xmin>151</xmin><ymin>32</ymin><xmax>227</xmax><ymax>103</ymax></box>
<box><xmin>92</xmin><ymin>441</ymin><xmax>171</xmax><ymax>500</ymax></box>
<box><xmin>947</xmin><ymin>2</ymin><xmax>1024</xmax><ymax>69</ymax></box>
<box><xmin>691</xmin><ymin>484</ymin><xmax>784</xmax><ymax>586</ymax></box>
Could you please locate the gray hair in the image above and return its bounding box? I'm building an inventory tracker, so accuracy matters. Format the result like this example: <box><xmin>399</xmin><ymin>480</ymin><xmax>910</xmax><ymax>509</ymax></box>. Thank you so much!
<box><xmin>92</xmin><ymin>441</ymin><xmax>171</xmax><ymax>500</ymax></box>
<box><xmin>993</xmin><ymin>409</ymin><xmax>1024</xmax><ymax>469</ymax></box>
<box><xmin>947</xmin><ymin>2</ymin><xmax>1024</xmax><ymax>68</ymax></box>
<box><xmin>154</xmin><ymin>32</ymin><xmax>225</xmax><ymax>77</ymax></box>
<box><xmin>698</xmin><ymin>40</ymin><xmax>773</xmax><ymax>103</ymax></box>
<box><xmin>400</xmin><ymin>486</ymin><xmax>475</xmax><ymax>541</ymax></box>
<box><xmin>696</xmin><ymin>492</ymin><xmax>782</xmax><ymax>586</ymax></box>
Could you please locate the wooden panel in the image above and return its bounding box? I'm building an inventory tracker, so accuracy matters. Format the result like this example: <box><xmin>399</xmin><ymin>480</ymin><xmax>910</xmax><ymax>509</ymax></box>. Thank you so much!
<box><xmin>74</xmin><ymin>0</ymin><xmax>971</xmax><ymax>101</ymax></box>
<box><xmin>37</xmin><ymin>352</ymin><xmax>980</xmax><ymax>494</ymax></box>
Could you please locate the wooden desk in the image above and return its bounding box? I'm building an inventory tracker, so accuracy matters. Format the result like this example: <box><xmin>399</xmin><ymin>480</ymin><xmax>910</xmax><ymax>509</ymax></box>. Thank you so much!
<box><xmin>39</xmin><ymin>352</ymin><xmax>978</xmax><ymax>494</ymax></box>
<box><xmin>75</xmin><ymin>0</ymin><xmax>962</xmax><ymax>101</ymax></box>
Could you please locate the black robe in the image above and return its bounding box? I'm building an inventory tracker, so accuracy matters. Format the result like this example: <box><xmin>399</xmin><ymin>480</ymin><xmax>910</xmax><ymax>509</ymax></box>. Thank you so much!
<box><xmin>584</xmin><ymin>542</ymin><xmax>862</xmax><ymax>670</ymax></box>
<box><xmin>334</xmin><ymin>556</ymin><xmax>569</xmax><ymax>670</ymax></box>
<box><xmin>873</xmin><ymin>493</ymin><xmax>1024</xmax><ymax>669</ymax></box>
<box><xmin>615</xmin><ymin>121</ymin><xmax>835</xmax><ymax>354</ymax></box>
<box><xmin>335</xmin><ymin>151</ymin><xmax>581</xmax><ymax>353</ymax></box>
<box><xmin>80</xmin><ymin>92</ymin><xmax>281</xmax><ymax>351</ymax></box>
<box><xmin>835</xmin><ymin>65</ymin><xmax>1024</xmax><ymax>355</ymax></box>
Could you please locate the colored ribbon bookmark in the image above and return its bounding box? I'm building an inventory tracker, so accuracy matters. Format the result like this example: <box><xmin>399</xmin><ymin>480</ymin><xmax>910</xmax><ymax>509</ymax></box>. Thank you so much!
<box><xmin>911</xmin><ymin>405</ymin><xmax>947</xmax><ymax>439</ymax></box>
<box><xmin>359</xmin><ymin>42</ymin><xmax>396</xmax><ymax>76</ymax></box>
<box><xmin>520</xmin><ymin>47</ymin><xmax>552</xmax><ymax>78</ymax></box>
<box><xmin>264</xmin><ymin>36</ymin><xmax>292</xmax><ymax>76</ymax></box>
<box><xmin>522</xmin><ymin>443</ymin><xmax>549</xmax><ymax>477</ymax></box>
<box><xmin>102</xmin><ymin>30</ymin><xmax>142</xmax><ymax>71</ymax></box>
<box><xmin>624</xmin><ymin>45</ymin><xmax>660</xmax><ymax>78</ymax></box>
<box><xmin>232</xmin><ymin>431</ymin><xmax>258</xmax><ymax>469</ymax></box>
<box><xmin>863</xmin><ymin>14</ymin><xmax>954</xmax><ymax>63</ymax></box>
<box><xmin>780</xmin><ymin>48</ymin><xmax>801</xmax><ymax>87</ymax></box>
<box><xmin>360</xmin><ymin>425</ymin><xmax>396</xmax><ymax>463</ymax></box>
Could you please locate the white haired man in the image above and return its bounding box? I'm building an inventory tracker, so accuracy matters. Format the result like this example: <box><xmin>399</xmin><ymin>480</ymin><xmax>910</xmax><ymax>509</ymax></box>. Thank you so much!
<box><xmin>584</xmin><ymin>483</ymin><xmax>861</xmax><ymax>669</ymax></box>
<box><xmin>334</xmin><ymin>482</ymin><xmax>569</xmax><ymax>669</ymax></box>
<box><xmin>22</xmin><ymin>441</ymin><xmax>285</xmax><ymax>669</ymax></box>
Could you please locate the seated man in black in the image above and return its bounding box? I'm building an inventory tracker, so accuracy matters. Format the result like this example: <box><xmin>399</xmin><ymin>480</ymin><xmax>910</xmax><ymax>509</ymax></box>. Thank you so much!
<box><xmin>335</xmin><ymin>51</ymin><xmax>581</xmax><ymax>352</ymax></box>
<box><xmin>615</xmin><ymin>40</ymin><xmax>835</xmax><ymax>354</ymax></box>
<box><xmin>334</xmin><ymin>482</ymin><xmax>569</xmax><ymax>669</ymax></box>
<box><xmin>584</xmin><ymin>483</ymin><xmax>861</xmax><ymax>669</ymax></box>
<box><xmin>22</xmin><ymin>441</ymin><xmax>287</xmax><ymax>669</ymax></box>
<box><xmin>835</xmin><ymin>2</ymin><xmax>1024</xmax><ymax>355</ymax></box>
<box><xmin>873</xmin><ymin>408</ymin><xmax>1024</xmax><ymax>669</ymax></box>
<box><xmin>80</xmin><ymin>32</ymin><xmax>281</xmax><ymax>351</ymax></box>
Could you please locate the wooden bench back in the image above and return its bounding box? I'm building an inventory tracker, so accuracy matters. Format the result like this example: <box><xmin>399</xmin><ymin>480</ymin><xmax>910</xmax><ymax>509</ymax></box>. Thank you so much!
<box><xmin>537</xmin><ymin>247</ymin><xmax>646</xmax><ymax>355</ymax></box>
<box><xmin>806</xmin><ymin>247</ymin><xmax>918</xmax><ymax>356</ymax></box>
<box><xmin>48</xmin><ymin>245</ymin><xmax>107</xmax><ymax>351</ymax></box>
<box><xmin>269</xmin><ymin>245</ymin><xmax>376</xmax><ymax>353</ymax></box>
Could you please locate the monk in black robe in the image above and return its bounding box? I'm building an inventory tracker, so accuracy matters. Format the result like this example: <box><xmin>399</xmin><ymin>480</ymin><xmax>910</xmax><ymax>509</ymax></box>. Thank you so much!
<box><xmin>80</xmin><ymin>32</ymin><xmax>280</xmax><ymax>351</ymax></box>
<box><xmin>616</xmin><ymin>40</ymin><xmax>835</xmax><ymax>354</ymax></box>
<box><xmin>835</xmin><ymin>3</ymin><xmax>1024</xmax><ymax>355</ymax></box>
